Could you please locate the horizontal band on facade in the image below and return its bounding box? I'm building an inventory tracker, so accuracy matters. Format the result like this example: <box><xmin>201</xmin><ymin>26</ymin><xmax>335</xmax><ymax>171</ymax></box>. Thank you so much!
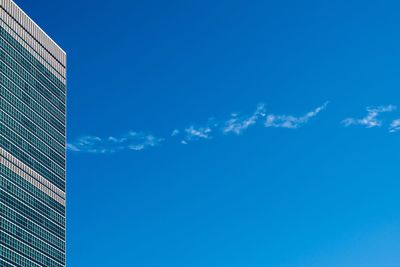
<box><xmin>0</xmin><ymin>25</ymin><xmax>66</xmax><ymax>87</ymax></box>
<box><xmin>0</xmin><ymin>0</ymin><xmax>65</xmax><ymax>66</ymax></box>
<box><xmin>0</xmin><ymin>11</ymin><xmax>66</xmax><ymax>81</ymax></box>
<box><xmin>0</xmin><ymin>146</ymin><xmax>65</xmax><ymax>206</ymax></box>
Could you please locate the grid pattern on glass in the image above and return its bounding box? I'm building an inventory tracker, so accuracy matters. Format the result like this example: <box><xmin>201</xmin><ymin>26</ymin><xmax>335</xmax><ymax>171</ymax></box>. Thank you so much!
<box><xmin>0</xmin><ymin>0</ymin><xmax>66</xmax><ymax>75</ymax></box>
<box><xmin>0</xmin><ymin>0</ymin><xmax>66</xmax><ymax>266</ymax></box>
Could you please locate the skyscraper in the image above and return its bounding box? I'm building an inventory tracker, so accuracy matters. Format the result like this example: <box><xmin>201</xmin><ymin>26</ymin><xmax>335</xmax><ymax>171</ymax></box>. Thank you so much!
<box><xmin>0</xmin><ymin>0</ymin><xmax>66</xmax><ymax>266</ymax></box>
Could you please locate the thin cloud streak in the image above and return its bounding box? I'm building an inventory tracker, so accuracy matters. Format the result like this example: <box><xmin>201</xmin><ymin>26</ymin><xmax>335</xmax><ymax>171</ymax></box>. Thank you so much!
<box><xmin>182</xmin><ymin>126</ymin><xmax>213</xmax><ymax>143</ymax></box>
<box><xmin>67</xmin><ymin>132</ymin><xmax>164</xmax><ymax>153</ymax></box>
<box><xmin>342</xmin><ymin>105</ymin><xmax>397</xmax><ymax>128</ymax></box>
<box><xmin>171</xmin><ymin>129</ymin><xmax>180</xmax><ymax>137</ymax></box>
<box><xmin>223</xmin><ymin>104</ymin><xmax>266</xmax><ymax>135</ymax></box>
<box><xmin>265</xmin><ymin>102</ymin><xmax>329</xmax><ymax>129</ymax></box>
<box><xmin>68</xmin><ymin>102</ymin><xmax>330</xmax><ymax>153</ymax></box>
<box><xmin>389</xmin><ymin>119</ymin><xmax>400</xmax><ymax>133</ymax></box>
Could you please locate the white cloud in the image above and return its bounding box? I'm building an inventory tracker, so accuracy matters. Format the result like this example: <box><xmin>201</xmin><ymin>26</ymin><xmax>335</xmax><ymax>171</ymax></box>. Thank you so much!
<box><xmin>128</xmin><ymin>134</ymin><xmax>163</xmax><ymax>151</ymax></box>
<box><xmin>171</xmin><ymin>129</ymin><xmax>180</xmax><ymax>137</ymax></box>
<box><xmin>108</xmin><ymin>136</ymin><xmax>127</xmax><ymax>143</ymax></box>
<box><xmin>67</xmin><ymin>132</ymin><xmax>164</xmax><ymax>153</ymax></box>
<box><xmin>69</xmin><ymin>102</ymin><xmax>331</xmax><ymax>153</ymax></box>
<box><xmin>180</xmin><ymin>117</ymin><xmax>220</xmax><ymax>144</ymax></box>
<box><xmin>342</xmin><ymin>105</ymin><xmax>397</xmax><ymax>128</ymax></box>
<box><xmin>265</xmin><ymin>102</ymin><xmax>329</xmax><ymax>129</ymax></box>
<box><xmin>389</xmin><ymin>119</ymin><xmax>400</xmax><ymax>133</ymax></box>
<box><xmin>223</xmin><ymin>103</ymin><xmax>266</xmax><ymax>135</ymax></box>
<box><xmin>183</xmin><ymin>126</ymin><xmax>213</xmax><ymax>143</ymax></box>
<box><xmin>66</xmin><ymin>143</ymin><xmax>80</xmax><ymax>152</ymax></box>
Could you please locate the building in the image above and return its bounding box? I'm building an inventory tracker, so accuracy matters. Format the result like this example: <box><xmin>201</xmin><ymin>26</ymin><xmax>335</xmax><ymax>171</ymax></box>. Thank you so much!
<box><xmin>0</xmin><ymin>0</ymin><xmax>66</xmax><ymax>266</ymax></box>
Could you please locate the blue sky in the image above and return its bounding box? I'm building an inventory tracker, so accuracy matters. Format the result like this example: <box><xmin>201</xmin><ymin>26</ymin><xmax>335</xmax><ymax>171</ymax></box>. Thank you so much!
<box><xmin>17</xmin><ymin>0</ymin><xmax>400</xmax><ymax>266</ymax></box>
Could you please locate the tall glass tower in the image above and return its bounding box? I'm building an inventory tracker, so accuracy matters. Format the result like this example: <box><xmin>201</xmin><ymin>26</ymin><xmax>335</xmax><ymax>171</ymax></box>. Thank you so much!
<box><xmin>0</xmin><ymin>0</ymin><xmax>66</xmax><ymax>266</ymax></box>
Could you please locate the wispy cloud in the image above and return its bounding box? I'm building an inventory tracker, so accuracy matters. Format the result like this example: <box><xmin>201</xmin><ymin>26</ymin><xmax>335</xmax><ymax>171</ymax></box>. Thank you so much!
<box><xmin>180</xmin><ymin>117</ymin><xmax>220</xmax><ymax>144</ymax></box>
<box><xmin>265</xmin><ymin>102</ymin><xmax>329</xmax><ymax>129</ymax></box>
<box><xmin>171</xmin><ymin>129</ymin><xmax>180</xmax><ymax>137</ymax></box>
<box><xmin>223</xmin><ymin>104</ymin><xmax>266</xmax><ymax>135</ymax></box>
<box><xmin>182</xmin><ymin>126</ymin><xmax>213</xmax><ymax>144</ymax></box>
<box><xmin>68</xmin><ymin>102</ymin><xmax>330</xmax><ymax>153</ymax></box>
<box><xmin>67</xmin><ymin>131</ymin><xmax>164</xmax><ymax>153</ymax></box>
<box><xmin>342</xmin><ymin>105</ymin><xmax>397</xmax><ymax>128</ymax></box>
<box><xmin>389</xmin><ymin>119</ymin><xmax>400</xmax><ymax>133</ymax></box>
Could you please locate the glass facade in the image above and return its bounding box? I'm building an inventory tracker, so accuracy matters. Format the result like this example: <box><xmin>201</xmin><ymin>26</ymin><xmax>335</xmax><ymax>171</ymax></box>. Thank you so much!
<box><xmin>0</xmin><ymin>0</ymin><xmax>66</xmax><ymax>266</ymax></box>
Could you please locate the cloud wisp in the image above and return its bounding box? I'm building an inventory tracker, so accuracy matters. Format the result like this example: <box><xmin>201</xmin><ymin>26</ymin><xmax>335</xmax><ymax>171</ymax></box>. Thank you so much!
<box><xmin>342</xmin><ymin>105</ymin><xmax>397</xmax><ymax>128</ymax></box>
<box><xmin>223</xmin><ymin>104</ymin><xmax>266</xmax><ymax>135</ymax></box>
<box><xmin>182</xmin><ymin>126</ymin><xmax>213</xmax><ymax>144</ymax></box>
<box><xmin>178</xmin><ymin>117</ymin><xmax>220</xmax><ymax>144</ymax></box>
<box><xmin>68</xmin><ymin>102</ymin><xmax>329</xmax><ymax>154</ymax></box>
<box><xmin>265</xmin><ymin>102</ymin><xmax>329</xmax><ymax>129</ymax></box>
<box><xmin>67</xmin><ymin>132</ymin><xmax>164</xmax><ymax>153</ymax></box>
<box><xmin>179</xmin><ymin>102</ymin><xmax>326</xmax><ymax>144</ymax></box>
<box><xmin>389</xmin><ymin>119</ymin><xmax>400</xmax><ymax>133</ymax></box>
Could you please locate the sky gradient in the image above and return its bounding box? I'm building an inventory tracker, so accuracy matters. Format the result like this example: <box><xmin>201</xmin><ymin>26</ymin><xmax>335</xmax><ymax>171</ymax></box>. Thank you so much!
<box><xmin>15</xmin><ymin>0</ymin><xmax>400</xmax><ymax>266</ymax></box>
